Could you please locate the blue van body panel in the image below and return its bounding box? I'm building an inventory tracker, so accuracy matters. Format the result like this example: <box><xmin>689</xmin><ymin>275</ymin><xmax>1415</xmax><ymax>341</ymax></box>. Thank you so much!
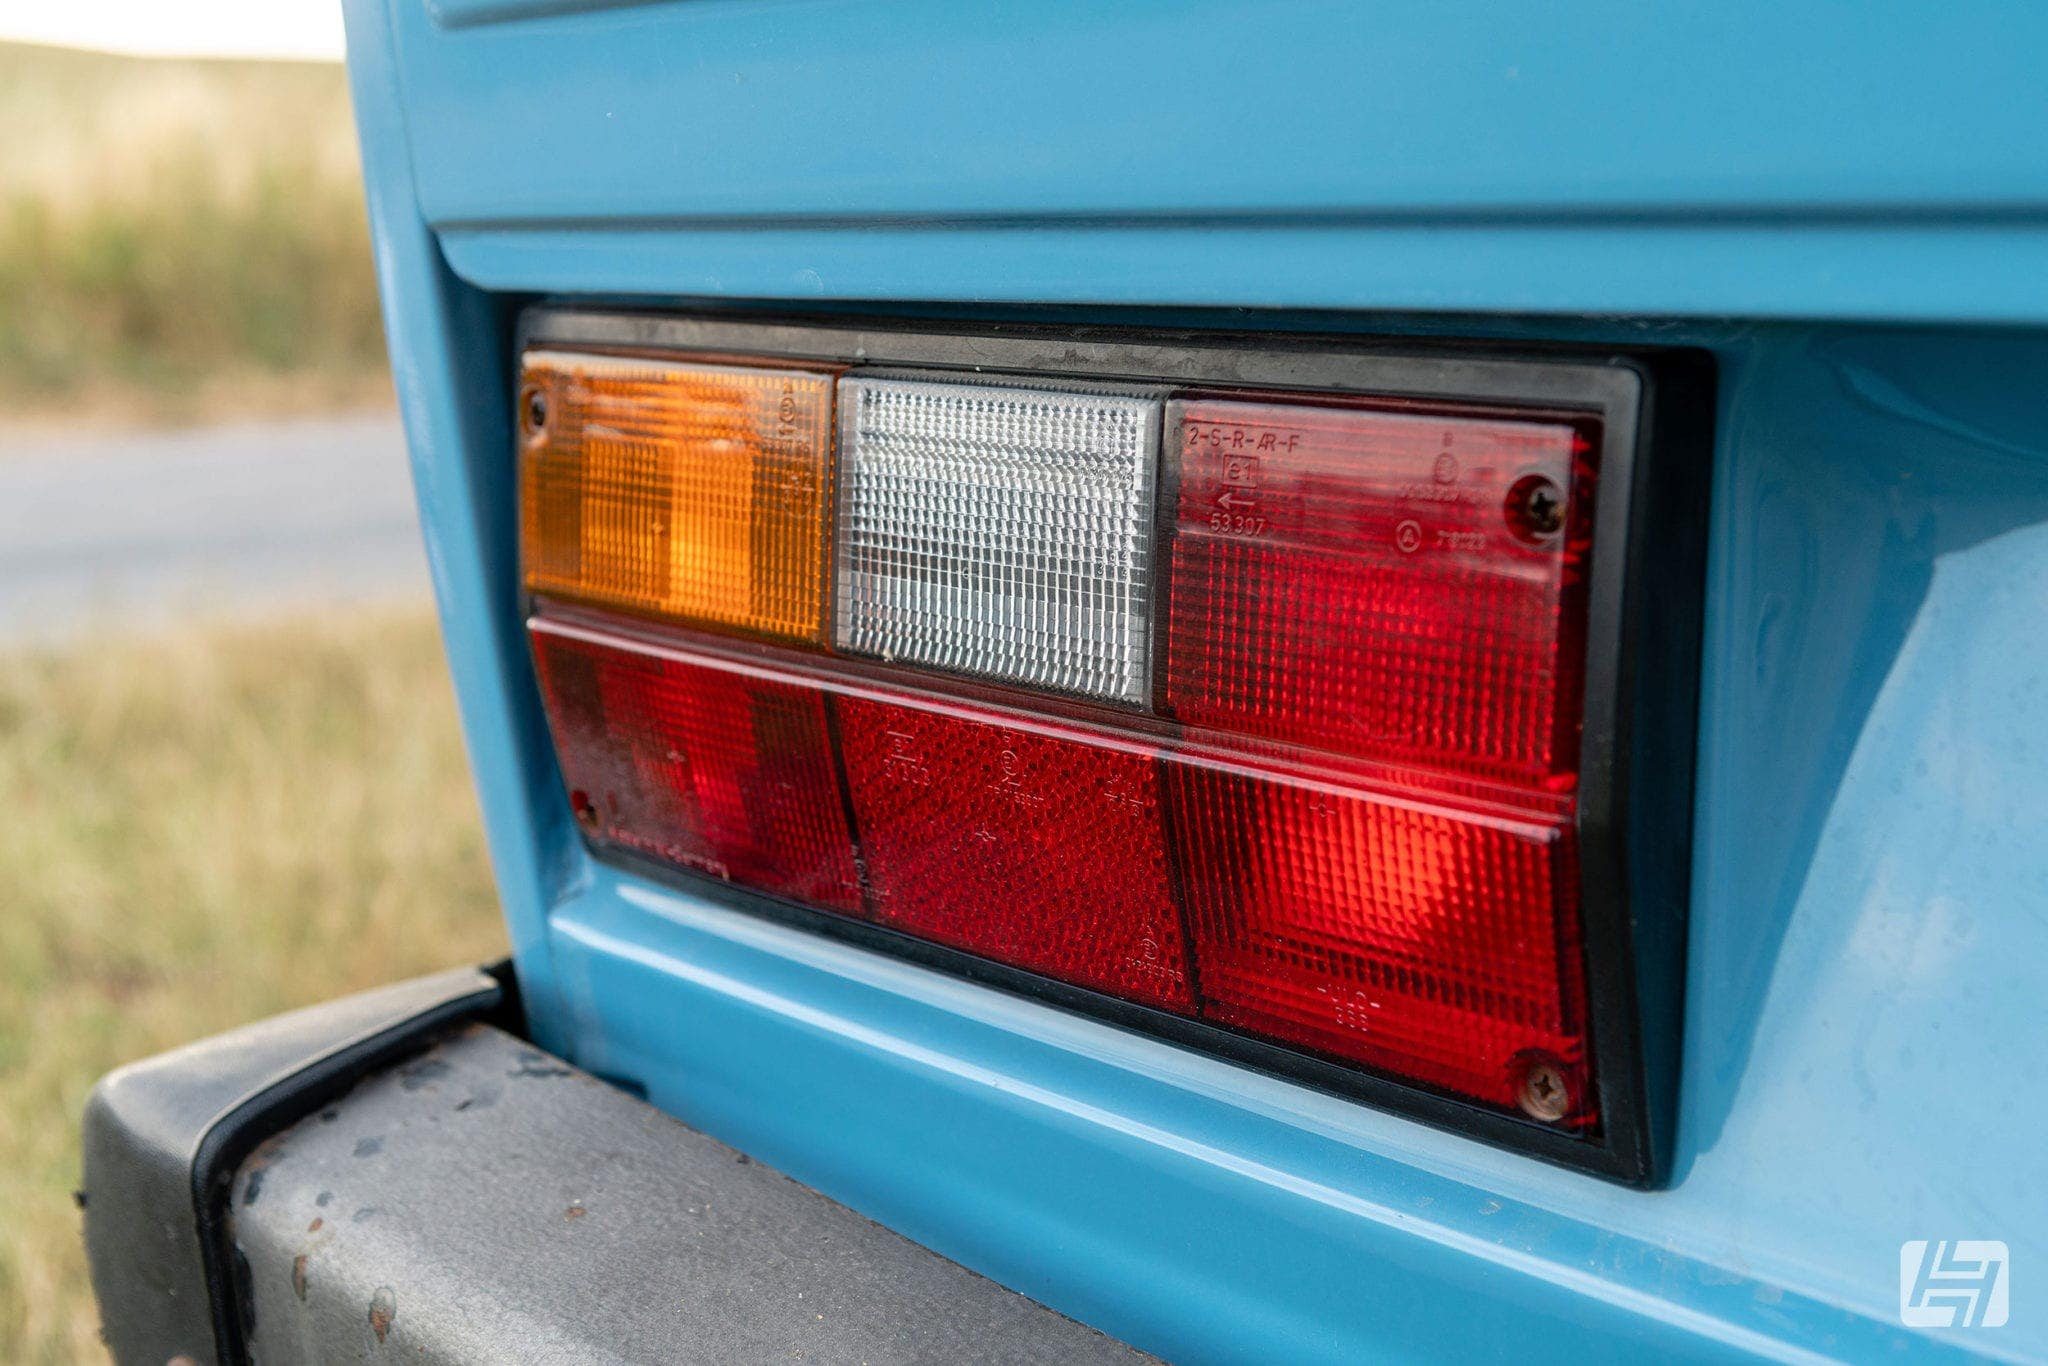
<box><xmin>436</xmin><ymin>221</ymin><xmax>2048</xmax><ymax>327</ymax></box>
<box><xmin>391</xmin><ymin>2</ymin><xmax>2048</xmax><ymax>223</ymax></box>
<box><xmin>344</xmin><ymin>0</ymin><xmax>2048</xmax><ymax>1359</ymax></box>
<box><xmin>393</xmin><ymin>0</ymin><xmax>2048</xmax><ymax>324</ymax></box>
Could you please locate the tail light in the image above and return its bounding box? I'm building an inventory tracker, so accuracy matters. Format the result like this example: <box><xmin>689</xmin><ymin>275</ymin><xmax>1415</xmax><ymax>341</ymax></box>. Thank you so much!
<box><xmin>835</xmin><ymin>695</ymin><xmax>1191</xmax><ymax>1009</ymax></box>
<box><xmin>515</xmin><ymin>314</ymin><xmax>1707</xmax><ymax>1184</ymax></box>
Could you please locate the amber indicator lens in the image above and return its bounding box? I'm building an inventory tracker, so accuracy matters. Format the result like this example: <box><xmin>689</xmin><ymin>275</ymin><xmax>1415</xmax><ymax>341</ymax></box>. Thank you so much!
<box><xmin>520</xmin><ymin>350</ymin><xmax>837</xmax><ymax>643</ymax></box>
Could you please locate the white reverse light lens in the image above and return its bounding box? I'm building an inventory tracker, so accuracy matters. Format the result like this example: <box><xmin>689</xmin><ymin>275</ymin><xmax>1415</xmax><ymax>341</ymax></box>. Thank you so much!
<box><xmin>834</xmin><ymin>375</ymin><xmax>1161</xmax><ymax>703</ymax></box>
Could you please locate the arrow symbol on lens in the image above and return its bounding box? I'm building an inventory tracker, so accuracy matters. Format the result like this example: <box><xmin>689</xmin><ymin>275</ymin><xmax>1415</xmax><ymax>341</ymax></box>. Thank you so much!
<box><xmin>1215</xmin><ymin>490</ymin><xmax>1257</xmax><ymax>510</ymax></box>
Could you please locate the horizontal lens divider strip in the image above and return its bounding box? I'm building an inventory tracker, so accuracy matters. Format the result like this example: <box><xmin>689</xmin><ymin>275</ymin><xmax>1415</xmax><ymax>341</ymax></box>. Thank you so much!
<box><xmin>532</xmin><ymin>600</ymin><xmax>1570</xmax><ymax>835</ymax></box>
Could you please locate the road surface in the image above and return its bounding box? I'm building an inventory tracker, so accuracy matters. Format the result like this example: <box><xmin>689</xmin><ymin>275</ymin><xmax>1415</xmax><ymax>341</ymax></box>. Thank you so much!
<box><xmin>0</xmin><ymin>414</ymin><xmax>431</xmax><ymax>641</ymax></box>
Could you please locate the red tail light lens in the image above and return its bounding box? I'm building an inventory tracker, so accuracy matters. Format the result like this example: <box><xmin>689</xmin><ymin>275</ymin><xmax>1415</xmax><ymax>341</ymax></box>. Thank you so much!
<box><xmin>837</xmin><ymin>697</ymin><xmax>1191</xmax><ymax>1010</ymax></box>
<box><xmin>1164</xmin><ymin>396</ymin><xmax>1594</xmax><ymax>790</ymax></box>
<box><xmin>1171</xmin><ymin>767</ymin><xmax>1587</xmax><ymax>1118</ymax></box>
<box><xmin>531</xmin><ymin>627</ymin><xmax>861</xmax><ymax>913</ymax></box>
<box><xmin>532</xmin><ymin>616</ymin><xmax>1590</xmax><ymax>1121</ymax></box>
<box><xmin>518</xmin><ymin>324</ymin><xmax>1702</xmax><ymax>1182</ymax></box>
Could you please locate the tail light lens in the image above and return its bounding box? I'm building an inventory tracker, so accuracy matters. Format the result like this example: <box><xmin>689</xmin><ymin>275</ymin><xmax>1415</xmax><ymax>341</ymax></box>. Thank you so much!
<box><xmin>531</xmin><ymin>628</ymin><xmax>861</xmax><ymax>912</ymax></box>
<box><xmin>835</xmin><ymin>376</ymin><xmax>1160</xmax><ymax>703</ymax></box>
<box><xmin>519</xmin><ymin>350</ymin><xmax>838</xmax><ymax>643</ymax></box>
<box><xmin>1169</xmin><ymin>766</ymin><xmax>1584</xmax><ymax>1113</ymax></box>
<box><xmin>517</xmin><ymin>323</ymin><xmax>1702</xmax><ymax>1182</ymax></box>
<box><xmin>532</xmin><ymin>616</ymin><xmax>1591</xmax><ymax>1121</ymax></box>
<box><xmin>1163</xmin><ymin>396</ymin><xmax>1595</xmax><ymax>790</ymax></box>
<box><xmin>836</xmin><ymin>695</ymin><xmax>1191</xmax><ymax>1010</ymax></box>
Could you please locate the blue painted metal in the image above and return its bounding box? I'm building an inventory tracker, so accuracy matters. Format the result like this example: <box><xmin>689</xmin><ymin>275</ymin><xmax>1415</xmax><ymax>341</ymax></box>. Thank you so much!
<box><xmin>419</xmin><ymin>0</ymin><xmax>648</xmax><ymax>33</ymax></box>
<box><xmin>437</xmin><ymin>220</ymin><xmax>2048</xmax><ymax>327</ymax></box>
<box><xmin>394</xmin><ymin>1</ymin><xmax>2048</xmax><ymax>222</ymax></box>
<box><xmin>344</xmin><ymin>0</ymin><xmax>2048</xmax><ymax>1358</ymax></box>
<box><xmin>397</xmin><ymin>0</ymin><xmax>2048</xmax><ymax>325</ymax></box>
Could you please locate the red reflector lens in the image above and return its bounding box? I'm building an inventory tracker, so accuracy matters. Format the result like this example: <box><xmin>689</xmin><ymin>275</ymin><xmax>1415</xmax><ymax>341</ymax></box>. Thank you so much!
<box><xmin>531</xmin><ymin>612</ymin><xmax>1592</xmax><ymax>1120</ymax></box>
<box><xmin>531</xmin><ymin>628</ymin><xmax>861</xmax><ymax>913</ymax></box>
<box><xmin>838</xmin><ymin>698</ymin><xmax>1191</xmax><ymax>1010</ymax></box>
<box><xmin>1165</xmin><ymin>398</ymin><xmax>1595</xmax><ymax>788</ymax></box>
<box><xmin>1170</xmin><ymin>765</ymin><xmax>1588</xmax><ymax>1118</ymax></box>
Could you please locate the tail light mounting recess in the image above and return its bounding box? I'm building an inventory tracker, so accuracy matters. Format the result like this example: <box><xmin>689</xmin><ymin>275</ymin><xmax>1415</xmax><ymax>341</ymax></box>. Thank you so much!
<box><xmin>513</xmin><ymin>308</ymin><xmax>1712</xmax><ymax>1186</ymax></box>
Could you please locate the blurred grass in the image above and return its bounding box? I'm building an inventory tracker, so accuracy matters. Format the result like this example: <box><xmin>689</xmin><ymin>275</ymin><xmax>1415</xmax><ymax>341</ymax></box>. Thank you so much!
<box><xmin>0</xmin><ymin>42</ymin><xmax>390</xmax><ymax>427</ymax></box>
<box><xmin>0</xmin><ymin>607</ymin><xmax>505</xmax><ymax>1363</ymax></box>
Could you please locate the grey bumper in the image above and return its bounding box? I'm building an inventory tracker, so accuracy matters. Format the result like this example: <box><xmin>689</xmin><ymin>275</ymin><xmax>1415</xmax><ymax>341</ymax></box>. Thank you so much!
<box><xmin>80</xmin><ymin>967</ymin><xmax>1154</xmax><ymax>1365</ymax></box>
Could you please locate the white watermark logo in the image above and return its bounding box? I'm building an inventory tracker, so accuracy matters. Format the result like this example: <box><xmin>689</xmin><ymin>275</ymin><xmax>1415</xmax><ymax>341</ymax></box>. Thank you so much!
<box><xmin>1900</xmin><ymin>1241</ymin><xmax>2009</xmax><ymax>1328</ymax></box>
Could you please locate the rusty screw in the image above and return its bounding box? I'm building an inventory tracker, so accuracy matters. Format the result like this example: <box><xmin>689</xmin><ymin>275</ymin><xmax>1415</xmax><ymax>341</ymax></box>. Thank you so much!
<box><xmin>570</xmin><ymin>790</ymin><xmax>600</xmax><ymax>829</ymax></box>
<box><xmin>1506</xmin><ymin>473</ymin><xmax>1566</xmax><ymax>543</ymax></box>
<box><xmin>1515</xmin><ymin>1056</ymin><xmax>1572</xmax><ymax>1122</ymax></box>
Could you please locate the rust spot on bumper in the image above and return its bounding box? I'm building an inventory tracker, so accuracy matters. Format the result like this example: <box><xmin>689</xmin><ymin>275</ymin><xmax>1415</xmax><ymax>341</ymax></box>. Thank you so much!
<box><xmin>368</xmin><ymin>1286</ymin><xmax>396</xmax><ymax>1343</ymax></box>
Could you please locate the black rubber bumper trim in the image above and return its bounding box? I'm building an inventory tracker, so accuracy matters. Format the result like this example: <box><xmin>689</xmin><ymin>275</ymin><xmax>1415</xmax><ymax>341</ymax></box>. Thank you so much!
<box><xmin>192</xmin><ymin>970</ymin><xmax>507</xmax><ymax>1361</ymax></box>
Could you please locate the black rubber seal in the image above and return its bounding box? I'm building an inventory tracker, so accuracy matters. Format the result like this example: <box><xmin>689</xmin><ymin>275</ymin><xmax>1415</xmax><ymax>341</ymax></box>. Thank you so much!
<box><xmin>190</xmin><ymin>970</ymin><xmax>507</xmax><ymax>1363</ymax></box>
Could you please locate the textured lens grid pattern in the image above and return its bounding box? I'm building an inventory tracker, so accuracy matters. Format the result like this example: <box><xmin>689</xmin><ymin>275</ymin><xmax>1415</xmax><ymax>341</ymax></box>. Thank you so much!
<box><xmin>520</xmin><ymin>351</ymin><xmax>836</xmax><ymax>643</ymax></box>
<box><xmin>531</xmin><ymin>626</ymin><xmax>862</xmax><ymax>912</ymax></box>
<box><xmin>1164</xmin><ymin>399</ymin><xmax>1590</xmax><ymax>785</ymax></box>
<box><xmin>1171</xmin><ymin>764</ymin><xmax>1585</xmax><ymax>1111</ymax></box>
<box><xmin>837</xmin><ymin>696</ymin><xmax>1193</xmax><ymax>1009</ymax></box>
<box><xmin>835</xmin><ymin>378</ymin><xmax>1158</xmax><ymax>704</ymax></box>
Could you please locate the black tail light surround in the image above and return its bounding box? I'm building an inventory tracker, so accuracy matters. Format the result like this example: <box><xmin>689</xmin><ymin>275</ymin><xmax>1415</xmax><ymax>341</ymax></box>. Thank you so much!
<box><xmin>513</xmin><ymin>307</ymin><xmax>1712</xmax><ymax>1186</ymax></box>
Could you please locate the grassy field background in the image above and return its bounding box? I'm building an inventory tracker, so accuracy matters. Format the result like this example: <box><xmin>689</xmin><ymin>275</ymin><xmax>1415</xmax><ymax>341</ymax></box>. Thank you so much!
<box><xmin>0</xmin><ymin>609</ymin><xmax>505</xmax><ymax>1362</ymax></box>
<box><xmin>0</xmin><ymin>41</ymin><xmax>390</xmax><ymax>429</ymax></box>
<box><xmin>0</xmin><ymin>41</ymin><xmax>498</xmax><ymax>1362</ymax></box>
